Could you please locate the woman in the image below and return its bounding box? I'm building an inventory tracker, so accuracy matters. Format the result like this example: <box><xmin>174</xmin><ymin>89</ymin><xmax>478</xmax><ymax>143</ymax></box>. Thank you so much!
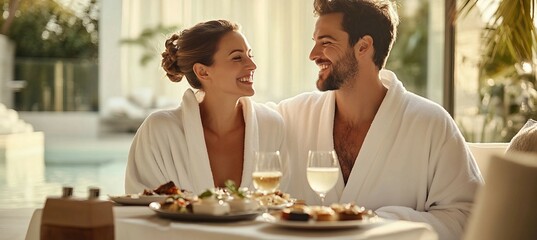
<box><xmin>125</xmin><ymin>20</ymin><xmax>285</xmax><ymax>194</ymax></box>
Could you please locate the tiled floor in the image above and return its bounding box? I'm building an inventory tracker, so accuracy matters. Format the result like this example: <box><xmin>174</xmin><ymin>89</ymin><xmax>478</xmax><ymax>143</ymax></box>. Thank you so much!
<box><xmin>0</xmin><ymin>133</ymin><xmax>134</xmax><ymax>209</ymax></box>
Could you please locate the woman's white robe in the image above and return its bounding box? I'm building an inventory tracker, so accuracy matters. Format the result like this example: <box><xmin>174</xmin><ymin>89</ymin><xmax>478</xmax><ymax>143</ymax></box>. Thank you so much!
<box><xmin>274</xmin><ymin>70</ymin><xmax>483</xmax><ymax>240</ymax></box>
<box><xmin>125</xmin><ymin>89</ymin><xmax>285</xmax><ymax>195</ymax></box>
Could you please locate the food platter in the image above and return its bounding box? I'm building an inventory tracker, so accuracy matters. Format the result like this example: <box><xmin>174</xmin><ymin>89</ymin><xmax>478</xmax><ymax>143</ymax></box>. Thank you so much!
<box><xmin>261</xmin><ymin>212</ymin><xmax>385</xmax><ymax>230</ymax></box>
<box><xmin>108</xmin><ymin>194</ymin><xmax>169</xmax><ymax>206</ymax></box>
<box><xmin>149</xmin><ymin>202</ymin><xmax>262</xmax><ymax>222</ymax></box>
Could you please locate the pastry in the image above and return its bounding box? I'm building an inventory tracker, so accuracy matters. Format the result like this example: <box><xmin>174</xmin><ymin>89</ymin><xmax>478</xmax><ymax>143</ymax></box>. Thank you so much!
<box><xmin>311</xmin><ymin>206</ymin><xmax>337</xmax><ymax>221</ymax></box>
<box><xmin>331</xmin><ymin>203</ymin><xmax>366</xmax><ymax>220</ymax></box>
<box><xmin>280</xmin><ymin>205</ymin><xmax>311</xmax><ymax>221</ymax></box>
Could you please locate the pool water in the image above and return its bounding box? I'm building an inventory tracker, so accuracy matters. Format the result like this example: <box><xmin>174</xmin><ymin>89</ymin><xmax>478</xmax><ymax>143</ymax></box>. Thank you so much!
<box><xmin>0</xmin><ymin>134</ymin><xmax>132</xmax><ymax>209</ymax></box>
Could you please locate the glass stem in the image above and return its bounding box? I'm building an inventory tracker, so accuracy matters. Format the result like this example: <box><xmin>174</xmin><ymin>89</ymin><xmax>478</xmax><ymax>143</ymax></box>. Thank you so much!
<box><xmin>320</xmin><ymin>193</ymin><xmax>326</xmax><ymax>206</ymax></box>
<box><xmin>259</xmin><ymin>192</ymin><xmax>268</xmax><ymax>213</ymax></box>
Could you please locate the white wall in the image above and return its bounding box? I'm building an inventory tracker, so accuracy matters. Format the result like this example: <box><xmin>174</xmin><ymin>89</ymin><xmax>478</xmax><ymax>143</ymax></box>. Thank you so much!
<box><xmin>0</xmin><ymin>35</ymin><xmax>15</xmax><ymax>108</ymax></box>
<box><xmin>99</xmin><ymin>0</ymin><xmax>124</xmax><ymax>115</ymax></box>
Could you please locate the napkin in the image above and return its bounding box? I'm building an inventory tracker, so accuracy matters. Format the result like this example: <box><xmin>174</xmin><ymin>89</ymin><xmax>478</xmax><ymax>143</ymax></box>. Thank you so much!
<box><xmin>463</xmin><ymin>152</ymin><xmax>537</xmax><ymax>240</ymax></box>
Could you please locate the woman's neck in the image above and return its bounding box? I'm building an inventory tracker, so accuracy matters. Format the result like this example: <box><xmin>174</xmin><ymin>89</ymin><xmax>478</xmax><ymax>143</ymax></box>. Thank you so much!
<box><xmin>199</xmin><ymin>93</ymin><xmax>244</xmax><ymax>136</ymax></box>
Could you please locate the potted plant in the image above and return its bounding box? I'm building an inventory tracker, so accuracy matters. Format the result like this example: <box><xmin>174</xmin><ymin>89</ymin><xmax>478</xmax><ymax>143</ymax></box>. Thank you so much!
<box><xmin>0</xmin><ymin>0</ymin><xmax>99</xmax><ymax>111</ymax></box>
<box><xmin>459</xmin><ymin>0</ymin><xmax>537</xmax><ymax>141</ymax></box>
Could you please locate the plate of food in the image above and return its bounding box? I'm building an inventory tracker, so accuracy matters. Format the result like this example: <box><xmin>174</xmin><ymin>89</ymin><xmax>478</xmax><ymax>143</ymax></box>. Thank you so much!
<box><xmin>149</xmin><ymin>202</ymin><xmax>262</xmax><ymax>222</ymax></box>
<box><xmin>109</xmin><ymin>181</ymin><xmax>188</xmax><ymax>205</ymax></box>
<box><xmin>149</xmin><ymin>180</ymin><xmax>263</xmax><ymax>222</ymax></box>
<box><xmin>262</xmin><ymin>203</ymin><xmax>383</xmax><ymax>230</ymax></box>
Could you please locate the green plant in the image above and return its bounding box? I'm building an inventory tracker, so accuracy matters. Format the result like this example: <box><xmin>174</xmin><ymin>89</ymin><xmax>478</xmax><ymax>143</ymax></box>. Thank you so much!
<box><xmin>120</xmin><ymin>24</ymin><xmax>179</xmax><ymax>66</ymax></box>
<box><xmin>459</xmin><ymin>0</ymin><xmax>537</xmax><ymax>78</ymax></box>
<box><xmin>0</xmin><ymin>0</ymin><xmax>99</xmax><ymax>58</ymax></box>
<box><xmin>458</xmin><ymin>0</ymin><xmax>537</xmax><ymax>142</ymax></box>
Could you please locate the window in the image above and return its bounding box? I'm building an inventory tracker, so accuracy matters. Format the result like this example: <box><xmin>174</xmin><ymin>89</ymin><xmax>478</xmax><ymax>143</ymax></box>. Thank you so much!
<box><xmin>453</xmin><ymin>0</ymin><xmax>537</xmax><ymax>142</ymax></box>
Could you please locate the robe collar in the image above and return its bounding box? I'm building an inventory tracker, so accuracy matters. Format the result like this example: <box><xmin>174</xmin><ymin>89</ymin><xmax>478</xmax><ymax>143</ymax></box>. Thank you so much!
<box><xmin>181</xmin><ymin>89</ymin><xmax>259</xmax><ymax>193</ymax></box>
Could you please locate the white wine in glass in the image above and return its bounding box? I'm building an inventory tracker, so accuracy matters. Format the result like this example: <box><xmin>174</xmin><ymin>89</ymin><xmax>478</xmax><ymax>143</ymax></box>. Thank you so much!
<box><xmin>307</xmin><ymin>150</ymin><xmax>339</xmax><ymax>206</ymax></box>
<box><xmin>252</xmin><ymin>151</ymin><xmax>282</xmax><ymax>194</ymax></box>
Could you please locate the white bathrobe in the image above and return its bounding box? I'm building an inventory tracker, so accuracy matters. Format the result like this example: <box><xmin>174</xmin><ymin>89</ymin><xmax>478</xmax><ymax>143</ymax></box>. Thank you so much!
<box><xmin>274</xmin><ymin>70</ymin><xmax>483</xmax><ymax>240</ymax></box>
<box><xmin>125</xmin><ymin>89</ymin><xmax>285</xmax><ymax>195</ymax></box>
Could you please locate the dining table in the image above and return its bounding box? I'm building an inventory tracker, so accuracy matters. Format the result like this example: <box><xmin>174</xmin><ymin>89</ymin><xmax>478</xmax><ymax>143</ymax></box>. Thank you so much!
<box><xmin>23</xmin><ymin>206</ymin><xmax>438</xmax><ymax>240</ymax></box>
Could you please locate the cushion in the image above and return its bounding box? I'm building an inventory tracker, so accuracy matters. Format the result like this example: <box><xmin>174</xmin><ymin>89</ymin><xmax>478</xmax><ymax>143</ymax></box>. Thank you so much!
<box><xmin>463</xmin><ymin>152</ymin><xmax>537</xmax><ymax>240</ymax></box>
<box><xmin>506</xmin><ymin>119</ymin><xmax>537</xmax><ymax>153</ymax></box>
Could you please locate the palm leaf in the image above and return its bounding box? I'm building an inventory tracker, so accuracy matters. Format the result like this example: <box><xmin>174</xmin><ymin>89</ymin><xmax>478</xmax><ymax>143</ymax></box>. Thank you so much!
<box><xmin>457</xmin><ymin>0</ymin><xmax>480</xmax><ymax>18</ymax></box>
<box><xmin>459</xmin><ymin>0</ymin><xmax>537</xmax><ymax>77</ymax></box>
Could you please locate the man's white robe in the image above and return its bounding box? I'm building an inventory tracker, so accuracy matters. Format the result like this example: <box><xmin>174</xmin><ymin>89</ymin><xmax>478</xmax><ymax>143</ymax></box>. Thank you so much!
<box><xmin>274</xmin><ymin>70</ymin><xmax>483</xmax><ymax>240</ymax></box>
<box><xmin>125</xmin><ymin>89</ymin><xmax>285</xmax><ymax>195</ymax></box>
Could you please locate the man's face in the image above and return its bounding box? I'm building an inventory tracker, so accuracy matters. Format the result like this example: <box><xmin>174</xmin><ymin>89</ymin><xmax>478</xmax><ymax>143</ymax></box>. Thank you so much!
<box><xmin>322</xmin><ymin>48</ymin><xmax>358</xmax><ymax>90</ymax></box>
<box><xmin>309</xmin><ymin>13</ymin><xmax>358</xmax><ymax>91</ymax></box>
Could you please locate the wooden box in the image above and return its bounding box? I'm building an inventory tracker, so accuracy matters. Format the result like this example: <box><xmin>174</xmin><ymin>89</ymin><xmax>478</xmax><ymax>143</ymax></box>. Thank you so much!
<box><xmin>40</xmin><ymin>197</ymin><xmax>114</xmax><ymax>240</ymax></box>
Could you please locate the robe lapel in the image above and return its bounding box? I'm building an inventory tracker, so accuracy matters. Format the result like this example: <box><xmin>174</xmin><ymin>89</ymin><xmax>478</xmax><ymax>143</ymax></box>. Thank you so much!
<box><xmin>315</xmin><ymin>91</ymin><xmax>336</xmax><ymax>149</ymax></box>
<box><xmin>181</xmin><ymin>89</ymin><xmax>214</xmax><ymax>194</ymax></box>
<box><xmin>340</xmin><ymin>71</ymin><xmax>405</xmax><ymax>203</ymax></box>
<box><xmin>239</xmin><ymin>97</ymin><xmax>259</xmax><ymax>190</ymax></box>
<box><xmin>315</xmin><ymin>91</ymin><xmax>346</xmax><ymax>203</ymax></box>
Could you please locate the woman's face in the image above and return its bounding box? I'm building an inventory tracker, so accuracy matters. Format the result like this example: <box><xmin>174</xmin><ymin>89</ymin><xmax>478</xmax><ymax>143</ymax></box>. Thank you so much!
<box><xmin>205</xmin><ymin>31</ymin><xmax>257</xmax><ymax>98</ymax></box>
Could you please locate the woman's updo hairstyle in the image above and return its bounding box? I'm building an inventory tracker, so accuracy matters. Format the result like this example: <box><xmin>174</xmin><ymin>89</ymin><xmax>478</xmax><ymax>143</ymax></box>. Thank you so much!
<box><xmin>161</xmin><ymin>20</ymin><xmax>240</xmax><ymax>89</ymax></box>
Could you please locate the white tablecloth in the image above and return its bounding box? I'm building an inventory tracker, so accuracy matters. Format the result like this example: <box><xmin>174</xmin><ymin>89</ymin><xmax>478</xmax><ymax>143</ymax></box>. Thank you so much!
<box><xmin>0</xmin><ymin>208</ymin><xmax>36</xmax><ymax>240</ymax></box>
<box><xmin>25</xmin><ymin>206</ymin><xmax>438</xmax><ymax>240</ymax></box>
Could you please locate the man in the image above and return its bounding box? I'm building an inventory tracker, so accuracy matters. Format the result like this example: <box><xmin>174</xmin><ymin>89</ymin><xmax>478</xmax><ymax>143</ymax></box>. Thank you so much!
<box><xmin>274</xmin><ymin>0</ymin><xmax>483</xmax><ymax>239</ymax></box>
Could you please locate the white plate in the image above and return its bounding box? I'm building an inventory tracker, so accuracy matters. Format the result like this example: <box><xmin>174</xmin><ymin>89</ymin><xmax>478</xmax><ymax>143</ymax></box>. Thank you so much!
<box><xmin>261</xmin><ymin>213</ymin><xmax>385</xmax><ymax>230</ymax></box>
<box><xmin>108</xmin><ymin>194</ymin><xmax>168</xmax><ymax>205</ymax></box>
<box><xmin>149</xmin><ymin>202</ymin><xmax>261</xmax><ymax>222</ymax></box>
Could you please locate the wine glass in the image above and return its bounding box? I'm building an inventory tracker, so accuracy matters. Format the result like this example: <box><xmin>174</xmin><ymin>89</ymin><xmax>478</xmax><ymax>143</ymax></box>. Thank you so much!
<box><xmin>252</xmin><ymin>151</ymin><xmax>282</xmax><ymax>195</ymax></box>
<box><xmin>307</xmin><ymin>150</ymin><xmax>339</xmax><ymax>206</ymax></box>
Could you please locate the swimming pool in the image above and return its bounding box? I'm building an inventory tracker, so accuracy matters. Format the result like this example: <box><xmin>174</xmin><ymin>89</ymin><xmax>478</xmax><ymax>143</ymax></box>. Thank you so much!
<box><xmin>0</xmin><ymin>134</ymin><xmax>132</xmax><ymax>209</ymax></box>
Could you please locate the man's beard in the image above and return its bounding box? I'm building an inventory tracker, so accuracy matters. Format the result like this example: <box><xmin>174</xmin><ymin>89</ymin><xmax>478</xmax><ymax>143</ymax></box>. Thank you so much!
<box><xmin>317</xmin><ymin>49</ymin><xmax>358</xmax><ymax>91</ymax></box>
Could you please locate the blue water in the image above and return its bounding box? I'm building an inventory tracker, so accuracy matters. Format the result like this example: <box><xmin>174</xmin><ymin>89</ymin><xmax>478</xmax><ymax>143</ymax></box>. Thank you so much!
<box><xmin>0</xmin><ymin>160</ymin><xmax>127</xmax><ymax>209</ymax></box>
<box><xmin>0</xmin><ymin>135</ymin><xmax>132</xmax><ymax>209</ymax></box>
